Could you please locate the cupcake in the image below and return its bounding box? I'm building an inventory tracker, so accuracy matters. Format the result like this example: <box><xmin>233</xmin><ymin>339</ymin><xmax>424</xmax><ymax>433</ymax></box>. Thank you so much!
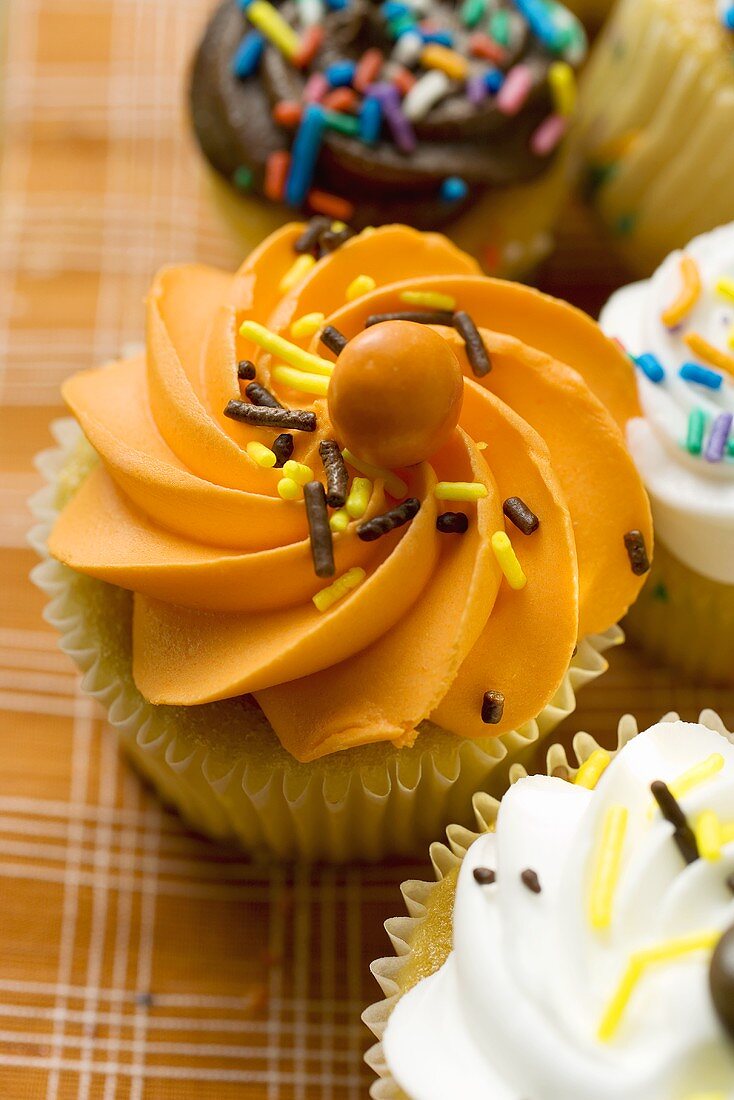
<box><xmin>189</xmin><ymin>0</ymin><xmax>588</xmax><ymax>276</ymax></box>
<box><xmin>601</xmin><ymin>223</ymin><xmax>734</xmax><ymax>686</ymax></box>
<box><xmin>32</xmin><ymin>221</ymin><xmax>651</xmax><ymax>861</ymax></box>
<box><xmin>366</xmin><ymin>712</ymin><xmax>734</xmax><ymax>1099</ymax></box>
<box><xmin>571</xmin><ymin>0</ymin><xmax>734</xmax><ymax>274</ymax></box>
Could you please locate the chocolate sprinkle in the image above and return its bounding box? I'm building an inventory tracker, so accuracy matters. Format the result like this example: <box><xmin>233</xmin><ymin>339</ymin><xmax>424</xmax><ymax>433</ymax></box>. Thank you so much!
<box><xmin>521</xmin><ymin>869</ymin><xmax>541</xmax><ymax>894</ymax></box>
<box><xmin>245</xmin><ymin>381</ymin><xmax>283</xmax><ymax>409</ymax></box>
<box><xmin>294</xmin><ymin>216</ymin><xmax>331</xmax><ymax>257</ymax></box>
<box><xmin>320</xmin><ymin>325</ymin><xmax>348</xmax><ymax>357</ymax></box>
<box><xmin>303</xmin><ymin>481</ymin><xmax>335</xmax><ymax>578</ymax></box>
<box><xmin>454</xmin><ymin>311</ymin><xmax>491</xmax><ymax>377</ymax></box>
<box><xmin>365</xmin><ymin>309</ymin><xmax>455</xmax><ymax>328</ymax></box>
<box><xmin>357</xmin><ymin>498</ymin><xmax>421</xmax><ymax>542</ymax></box>
<box><xmin>624</xmin><ymin>530</ymin><xmax>650</xmax><ymax>576</ymax></box>
<box><xmin>650</xmin><ymin>780</ymin><xmax>699</xmax><ymax>865</ymax></box>
<box><xmin>436</xmin><ymin>511</ymin><xmax>469</xmax><ymax>534</ymax></box>
<box><xmin>727</xmin><ymin>872</ymin><xmax>734</xmax><ymax>896</ymax></box>
<box><xmin>272</xmin><ymin>433</ymin><xmax>294</xmax><ymax>468</ymax></box>
<box><xmin>223</xmin><ymin>401</ymin><xmax>317</xmax><ymax>432</ymax></box>
<box><xmin>503</xmin><ymin>497</ymin><xmax>539</xmax><ymax>536</ymax></box>
<box><xmin>709</xmin><ymin>924</ymin><xmax>734</xmax><ymax>1041</ymax></box>
<box><xmin>473</xmin><ymin>867</ymin><xmax>496</xmax><ymax>886</ymax></box>
<box><xmin>318</xmin><ymin>225</ymin><xmax>355</xmax><ymax>256</ymax></box>
<box><xmin>237</xmin><ymin>360</ymin><xmax>256</xmax><ymax>381</ymax></box>
<box><xmin>319</xmin><ymin>440</ymin><xmax>349</xmax><ymax>508</ymax></box>
<box><xmin>481</xmin><ymin>690</ymin><xmax>505</xmax><ymax>725</ymax></box>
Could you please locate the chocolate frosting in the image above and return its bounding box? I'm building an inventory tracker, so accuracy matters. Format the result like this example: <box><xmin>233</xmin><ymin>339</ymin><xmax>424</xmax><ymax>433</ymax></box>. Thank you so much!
<box><xmin>190</xmin><ymin>0</ymin><xmax>586</xmax><ymax>228</ymax></box>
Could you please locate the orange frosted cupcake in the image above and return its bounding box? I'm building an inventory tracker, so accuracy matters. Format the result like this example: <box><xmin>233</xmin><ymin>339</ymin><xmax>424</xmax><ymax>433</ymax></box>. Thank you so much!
<box><xmin>32</xmin><ymin>221</ymin><xmax>652</xmax><ymax>860</ymax></box>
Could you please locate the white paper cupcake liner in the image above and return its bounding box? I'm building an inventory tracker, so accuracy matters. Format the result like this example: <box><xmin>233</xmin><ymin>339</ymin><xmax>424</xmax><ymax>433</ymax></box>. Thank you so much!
<box><xmin>29</xmin><ymin>419</ymin><xmax>621</xmax><ymax>862</ymax></box>
<box><xmin>362</xmin><ymin>708</ymin><xmax>734</xmax><ymax>1098</ymax></box>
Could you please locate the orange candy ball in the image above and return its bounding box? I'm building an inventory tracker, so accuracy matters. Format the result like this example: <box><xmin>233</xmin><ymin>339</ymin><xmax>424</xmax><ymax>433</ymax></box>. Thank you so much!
<box><xmin>327</xmin><ymin>321</ymin><xmax>464</xmax><ymax>468</ymax></box>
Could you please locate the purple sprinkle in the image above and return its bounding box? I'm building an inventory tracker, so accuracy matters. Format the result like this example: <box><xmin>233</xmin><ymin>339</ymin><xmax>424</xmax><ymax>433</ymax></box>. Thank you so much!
<box><xmin>367</xmin><ymin>82</ymin><xmax>415</xmax><ymax>153</ymax></box>
<box><xmin>705</xmin><ymin>412</ymin><xmax>733</xmax><ymax>463</ymax></box>
<box><xmin>466</xmin><ymin>74</ymin><xmax>488</xmax><ymax>105</ymax></box>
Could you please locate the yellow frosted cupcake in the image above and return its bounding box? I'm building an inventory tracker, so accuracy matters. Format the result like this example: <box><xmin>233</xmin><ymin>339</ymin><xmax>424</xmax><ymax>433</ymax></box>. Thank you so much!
<box><xmin>572</xmin><ymin>0</ymin><xmax>734</xmax><ymax>274</ymax></box>
<box><xmin>601</xmin><ymin>223</ymin><xmax>734</xmax><ymax>686</ymax></box>
<box><xmin>365</xmin><ymin>712</ymin><xmax>734</xmax><ymax>1098</ymax></box>
<box><xmin>190</xmin><ymin>0</ymin><xmax>589</xmax><ymax>277</ymax></box>
<box><xmin>32</xmin><ymin>221</ymin><xmax>651</xmax><ymax>860</ymax></box>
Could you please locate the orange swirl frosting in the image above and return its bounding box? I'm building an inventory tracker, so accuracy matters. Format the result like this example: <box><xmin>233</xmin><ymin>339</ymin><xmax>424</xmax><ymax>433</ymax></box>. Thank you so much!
<box><xmin>49</xmin><ymin>224</ymin><xmax>652</xmax><ymax>762</ymax></box>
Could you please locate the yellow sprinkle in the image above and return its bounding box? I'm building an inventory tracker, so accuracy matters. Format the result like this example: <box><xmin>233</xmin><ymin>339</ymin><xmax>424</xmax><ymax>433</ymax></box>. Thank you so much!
<box><xmin>290</xmin><ymin>311</ymin><xmax>325</xmax><ymax>339</ymax></box>
<box><xmin>246</xmin><ymin>0</ymin><xmax>300</xmax><ymax>59</ymax></box>
<box><xmin>722</xmin><ymin>822</ymin><xmax>734</xmax><ymax>845</ymax></box>
<box><xmin>661</xmin><ymin>254</ymin><xmax>701</xmax><ymax>328</ymax></box>
<box><xmin>548</xmin><ymin>61</ymin><xmax>576</xmax><ymax>116</ymax></box>
<box><xmin>434</xmin><ymin>481</ymin><xmax>488</xmax><ymax>502</ymax></box>
<box><xmin>575</xmin><ymin>749</ymin><xmax>612</xmax><ymax>790</ymax></box>
<box><xmin>696</xmin><ymin>811</ymin><xmax>723</xmax><ymax>861</ymax></box>
<box><xmin>716</xmin><ymin>276</ymin><xmax>734</xmax><ymax>302</ymax></box>
<box><xmin>277</xmin><ymin>477</ymin><xmax>303</xmax><ymax>501</ymax></box>
<box><xmin>282</xmin><ymin>459</ymin><xmax>314</xmax><ymax>486</ymax></box>
<box><xmin>279</xmin><ymin>253</ymin><xmax>316</xmax><ymax>293</ymax></box>
<box><xmin>728</xmin><ymin>323</ymin><xmax>734</xmax><ymax>352</ymax></box>
<box><xmin>598</xmin><ymin>931</ymin><xmax>718</xmax><ymax>1041</ymax></box>
<box><xmin>329</xmin><ymin>508</ymin><xmax>350</xmax><ymax>533</ymax></box>
<box><xmin>421</xmin><ymin>43</ymin><xmax>468</xmax><ymax>80</ymax></box>
<box><xmin>588</xmin><ymin>805</ymin><xmax>628</xmax><ymax>931</ymax></box>
<box><xmin>246</xmin><ymin>441</ymin><xmax>277</xmax><ymax>468</ymax></box>
<box><xmin>649</xmin><ymin>753</ymin><xmax>726</xmax><ymax>820</ymax></box>
<box><xmin>272</xmin><ymin>364</ymin><xmax>330</xmax><ymax>397</ymax></box>
<box><xmin>476</xmin><ymin>441</ymin><xmax>488</xmax><ymax>451</ymax></box>
<box><xmin>345</xmin><ymin>476</ymin><xmax>372</xmax><ymax>519</ymax></box>
<box><xmin>346</xmin><ymin>274</ymin><xmax>376</xmax><ymax>301</ymax></box>
<box><xmin>399</xmin><ymin>290</ymin><xmax>456</xmax><ymax>311</ymax></box>
<box><xmin>239</xmin><ymin>321</ymin><xmax>334</xmax><ymax>377</ymax></box>
<box><xmin>313</xmin><ymin>567</ymin><xmax>366</xmax><ymax>612</ymax></box>
<box><xmin>331</xmin><ymin>220</ymin><xmax>347</xmax><ymax>232</ymax></box>
<box><xmin>342</xmin><ymin>448</ymin><xmax>408</xmax><ymax>499</ymax></box>
<box><xmin>684</xmin><ymin>332</ymin><xmax>734</xmax><ymax>377</ymax></box>
<box><xmin>490</xmin><ymin>531</ymin><xmax>527</xmax><ymax>591</ymax></box>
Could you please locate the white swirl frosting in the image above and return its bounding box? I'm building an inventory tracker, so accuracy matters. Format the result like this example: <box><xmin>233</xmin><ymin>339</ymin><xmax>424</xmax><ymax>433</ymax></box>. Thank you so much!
<box><xmin>600</xmin><ymin>223</ymin><xmax>734</xmax><ymax>584</ymax></box>
<box><xmin>383</xmin><ymin>721</ymin><xmax>734</xmax><ymax>1100</ymax></box>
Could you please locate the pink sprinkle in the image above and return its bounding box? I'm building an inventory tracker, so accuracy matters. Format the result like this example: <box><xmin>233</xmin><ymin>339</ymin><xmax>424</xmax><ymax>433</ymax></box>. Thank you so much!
<box><xmin>303</xmin><ymin>72</ymin><xmax>328</xmax><ymax>104</ymax></box>
<box><xmin>530</xmin><ymin>113</ymin><xmax>568</xmax><ymax>156</ymax></box>
<box><xmin>496</xmin><ymin>64</ymin><xmax>533</xmax><ymax>116</ymax></box>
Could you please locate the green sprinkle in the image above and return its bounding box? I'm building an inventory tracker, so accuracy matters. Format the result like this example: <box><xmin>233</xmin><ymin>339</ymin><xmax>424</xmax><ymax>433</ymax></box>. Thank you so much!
<box><xmin>615</xmin><ymin>212</ymin><xmax>637</xmax><ymax>236</ymax></box>
<box><xmin>460</xmin><ymin>0</ymin><xmax>487</xmax><ymax>28</ymax></box>
<box><xmin>388</xmin><ymin>13</ymin><xmax>415</xmax><ymax>38</ymax></box>
<box><xmin>232</xmin><ymin>165</ymin><xmax>254</xmax><ymax>192</ymax></box>
<box><xmin>323</xmin><ymin>110</ymin><xmax>360</xmax><ymax>136</ymax></box>
<box><xmin>727</xmin><ymin>437</ymin><xmax>734</xmax><ymax>456</ymax></box>
<box><xmin>489</xmin><ymin>9</ymin><xmax>509</xmax><ymax>46</ymax></box>
<box><xmin>686</xmin><ymin>408</ymin><xmax>706</xmax><ymax>455</ymax></box>
<box><xmin>652</xmin><ymin>582</ymin><xmax>669</xmax><ymax>603</ymax></box>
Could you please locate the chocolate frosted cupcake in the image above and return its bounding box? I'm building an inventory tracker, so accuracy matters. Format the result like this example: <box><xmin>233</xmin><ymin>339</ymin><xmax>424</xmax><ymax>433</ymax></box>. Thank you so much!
<box><xmin>190</xmin><ymin>0</ymin><xmax>587</xmax><ymax>274</ymax></box>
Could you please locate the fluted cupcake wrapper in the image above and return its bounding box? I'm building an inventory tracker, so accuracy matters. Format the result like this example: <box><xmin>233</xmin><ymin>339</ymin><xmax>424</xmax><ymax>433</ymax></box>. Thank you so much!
<box><xmin>362</xmin><ymin>708</ymin><xmax>734</xmax><ymax>1098</ymax></box>
<box><xmin>30</xmin><ymin>419</ymin><xmax>620</xmax><ymax>862</ymax></box>
<box><xmin>623</xmin><ymin>537</ymin><xmax>734</xmax><ymax>687</ymax></box>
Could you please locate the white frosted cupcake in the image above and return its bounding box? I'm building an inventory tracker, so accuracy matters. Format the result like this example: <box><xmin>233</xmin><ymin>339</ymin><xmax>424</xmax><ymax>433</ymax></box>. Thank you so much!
<box><xmin>366</xmin><ymin>712</ymin><xmax>734</xmax><ymax>1098</ymax></box>
<box><xmin>601</xmin><ymin>222</ymin><xmax>734</xmax><ymax>686</ymax></box>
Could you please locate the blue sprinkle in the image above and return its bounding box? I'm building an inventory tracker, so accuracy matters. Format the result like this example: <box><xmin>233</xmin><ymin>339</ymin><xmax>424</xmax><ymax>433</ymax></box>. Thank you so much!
<box><xmin>484</xmin><ymin>67</ymin><xmax>504</xmax><ymax>93</ymax></box>
<box><xmin>440</xmin><ymin>176</ymin><xmax>469</xmax><ymax>203</ymax></box>
<box><xmin>679</xmin><ymin>362</ymin><xmax>723</xmax><ymax>390</ymax></box>
<box><xmin>231</xmin><ymin>32</ymin><xmax>265</xmax><ymax>80</ymax></box>
<box><xmin>326</xmin><ymin>0</ymin><xmax>349</xmax><ymax>9</ymax></box>
<box><xmin>359</xmin><ymin>96</ymin><xmax>383</xmax><ymax>145</ymax></box>
<box><xmin>512</xmin><ymin>0</ymin><xmax>565</xmax><ymax>50</ymax></box>
<box><xmin>325</xmin><ymin>60</ymin><xmax>357</xmax><ymax>87</ymax></box>
<box><xmin>383</xmin><ymin>0</ymin><xmax>410</xmax><ymax>17</ymax></box>
<box><xmin>285</xmin><ymin>105</ymin><xmax>326</xmax><ymax>207</ymax></box>
<box><xmin>634</xmin><ymin>353</ymin><xmax>665</xmax><ymax>383</ymax></box>
<box><xmin>420</xmin><ymin>30</ymin><xmax>454</xmax><ymax>46</ymax></box>
<box><xmin>236</xmin><ymin>0</ymin><xmax>255</xmax><ymax>8</ymax></box>
<box><xmin>723</xmin><ymin>5</ymin><xmax>734</xmax><ymax>30</ymax></box>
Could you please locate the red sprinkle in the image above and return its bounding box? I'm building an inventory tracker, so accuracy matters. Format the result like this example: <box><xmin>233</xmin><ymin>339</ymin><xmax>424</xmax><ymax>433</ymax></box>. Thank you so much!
<box><xmin>264</xmin><ymin>151</ymin><xmax>290</xmax><ymax>202</ymax></box>
<box><xmin>391</xmin><ymin>65</ymin><xmax>417</xmax><ymax>96</ymax></box>
<box><xmin>308</xmin><ymin>189</ymin><xmax>355</xmax><ymax>221</ymax></box>
<box><xmin>354</xmin><ymin>48</ymin><xmax>384</xmax><ymax>93</ymax></box>
<box><xmin>293</xmin><ymin>25</ymin><xmax>325</xmax><ymax>69</ymax></box>
<box><xmin>323</xmin><ymin>87</ymin><xmax>359</xmax><ymax>114</ymax></box>
<box><xmin>303</xmin><ymin>72</ymin><xmax>328</xmax><ymax>103</ymax></box>
<box><xmin>482</xmin><ymin>243</ymin><xmax>501</xmax><ymax>273</ymax></box>
<box><xmin>468</xmin><ymin>32</ymin><xmax>508</xmax><ymax>64</ymax></box>
<box><xmin>272</xmin><ymin>100</ymin><xmax>303</xmax><ymax>128</ymax></box>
